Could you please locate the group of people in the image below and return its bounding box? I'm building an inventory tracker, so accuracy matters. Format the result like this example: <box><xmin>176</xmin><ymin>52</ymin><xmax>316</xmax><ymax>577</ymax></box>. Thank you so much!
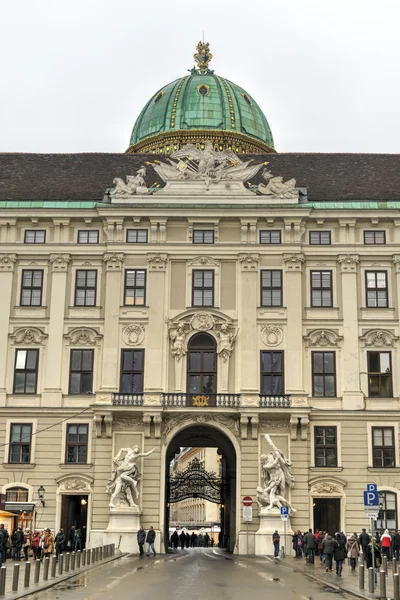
<box><xmin>0</xmin><ymin>524</ymin><xmax>85</xmax><ymax>565</ymax></box>
<box><xmin>136</xmin><ymin>526</ymin><xmax>157</xmax><ymax>557</ymax></box>
<box><xmin>169</xmin><ymin>528</ymin><xmax>214</xmax><ymax>550</ymax></box>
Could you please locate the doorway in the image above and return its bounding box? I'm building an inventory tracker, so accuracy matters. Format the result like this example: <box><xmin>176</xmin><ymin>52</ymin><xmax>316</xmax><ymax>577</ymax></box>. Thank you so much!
<box><xmin>313</xmin><ymin>498</ymin><xmax>340</xmax><ymax>534</ymax></box>
<box><xmin>60</xmin><ymin>494</ymin><xmax>88</xmax><ymax>546</ymax></box>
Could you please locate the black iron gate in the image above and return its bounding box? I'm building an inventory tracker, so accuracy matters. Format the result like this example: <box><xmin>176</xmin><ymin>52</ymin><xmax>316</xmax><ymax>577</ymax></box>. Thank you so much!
<box><xmin>169</xmin><ymin>457</ymin><xmax>221</xmax><ymax>504</ymax></box>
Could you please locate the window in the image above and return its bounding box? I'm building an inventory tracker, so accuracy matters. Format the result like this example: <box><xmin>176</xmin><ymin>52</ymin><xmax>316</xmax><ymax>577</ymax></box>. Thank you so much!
<box><xmin>310</xmin><ymin>231</ymin><xmax>331</xmax><ymax>245</ymax></box>
<box><xmin>366</xmin><ymin>271</ymin><xmax>388</xmax><ymax>308</ymax></box>
<box><xmin>372</xmin><ymin>427</ymin><xmax>395</xmax><ymax>468</ymax></box>
<box><xmin>315</xmin><ymin>426</ymin><xmax>337</xmax><ymax>467</ymax></box>
<box><xmin>364</xmin><ymin>231</ymin><xmax>386</xmax><ymax>245</ymax></box>
<box><xmin>193</xmin><ymin>230</ymin><xmax>214</xmax><ymax>244</ymax></box>
<box><xmin>124</xmin><ymin>270</ymin><xmax>146</xmax><ymax>306</ymax></box>
<box><xmin>311</xmin><ymin>271</ymin><xmax>333</xmax><ymax>307</ymax></box>
<box><xmin>377</xmin><ymin>491</ymin><xmax>397</xmax><ymax>531</ymax></box>
<box><xmin>66</xmin><ymin>424</ymin><xmax>88</xmax><ymax>464</ymax></box>
<box><xmin>74</xmin><ymin>270</ymin><xmax>97</xmax><ymax>306</ymax></box>
<box><xmin>120</xmin><ymin>349</ymin><xmax>144</xmax><ymax>393</ymax></box>
<box><xmin>6</xmin><ymin>487</ymin><xmax>29</xmax><ymax>502</ymax></box>
<box><xmin>192</xmin><ymin>270</ymin><xmax>214</xmax><ymax>307</ymax></box>
<box><xmin>187</xmin><ymin>333</ymin><xmax>216</xmax><ymax>404</ymax></box>
<box><xmin>77</xmin><ymin>230</ymin><xmax>99</xmax><ymax>244</ymax></box>
<box><xmin>260</xmin><ymin>230</ymin><xmax>281</xmax><ymax>244</ymax></box>
<box><xmin>69</xmin><ymin>350</ymin><xmax>94</xmax><ymax>394</ymax></box>
<box><xmin>126</xmin><ymin>229</ymin><xmax>148</xmax><ymax>243</ymax></box>
<box><xmin>260</xmin><ymin>351</ymin><xmax>284</xmax><ymax>395</ymax></box>
<box><xmin>312</xmin><ymin>352</ymin><xmax>336</xmax><ymax>397</ymax></box>
<box><xmin>367</xmin><ymin>352</ymin><xmax>392</xmax><ymax>397</ymax></box>
<box><xmin>20</xmin><ymin>270</ymin><xmax>43</xmax><ymax>306</ymax></box>
<box><xmin>24</xmin><ymin>230</ymin><xmax>46</xmax><ymax>244</ymax></box>
<box><xmin>8</xmin><ymin>424</ymin><xmax>32</xmax><ymax>464</ymax></box>
<box><xmin>13</xmin><ymin>349</ymin><xmax>39</xmax><ymax>394</ymax></box>
<box><xmin>261</xmin><ymin>270</ymin><xmax>282</xmax><ymax>307</ymax></box>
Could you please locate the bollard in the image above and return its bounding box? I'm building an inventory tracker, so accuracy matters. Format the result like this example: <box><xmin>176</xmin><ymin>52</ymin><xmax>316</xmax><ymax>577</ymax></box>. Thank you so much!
<box><xmin>43</xmin><ymin>556</ymin><xmax>50</xmax><ymax>581</ymax></box>
<box><xmin>394</xmin><ymin>573</ymin><xmax>400</xmax><ymax>600</ymax></box>
<box><xmin>77</xmin><ymin>550</ymin><xmax>81</xmax><ymax>568</ymax></box>
<box><xmin>34</xmin><ymin>559</ymin><xmax>41</xmax><ymax>584</ymax></box>
<box><xmin>380</xmin><ymin>570</ymin><xmax>387</xmax><ymax>600</ymax></box>
<box><xmin>71</xmin><ymin>552</ymin><xmax>76</xmax><ymax>570</ymax></box>
<box><xmin>65</xmin><ymin>552</ymin><xmax>70</xmax><ymax>573</ymax></box>
<box><xmin>87</xmin><ymin>548</ymin><xmax>91</xmax><ymax>566</ymax></box>
<box><xmin>12</xmin><ymin>563</ymin><xmax>20</xmax><ymax>593</ymax></box>
<box><xmin>51</xmin><ymin>555</ymin><xmax>57</xmax><ymax>578</ymax></box>
<box><xmin>368</xmin><ymin>567</ymin><xmax>375</xmax><ymax>593</ymax></box>
<box><xmin>359</xmin><ymin>551</ymin><xmax>364</xmax><ymax>567</ymax></box>
<box><xmin>0</xmin><ymin>566</ymin><xmax>6</xmax><ymax>597</ymax></box>
<box><xmin>24</xmin><ymin>561</ymin><xmax>31</xmax><ymax>588</ymax></box>
<box><xmin>394</xmin><ymin>558</ymin><xmax>398</xmax><ymax>574</ymax></box>
<box><xmin>104</xmin><ymin>545</ymin><xmax>108</xmax><ymax>559</ymax></box>
<box><xmin>96</xmin><ymin>547</ymin><xmax>100</xmax><ymax>562</ymax></box>
<box><xmin>100</xmin><ymin>546</ymin><xmax>103</xmax><ymax>561</ymax></box>
<box><xmin>383</xmin><ymin>555</ymin><xmax>388</xmax><ymax>575</ymax></box>
<box><xmin>82</xmin><ymin>549</ymin><xmax>86</xmax><ymax>567</ymax></box>
<box><xmin>59</xmin><ymin>553</ymin><xmax>64</xmax><ymax>575</ymax></box>
<box><xmin>359</xmin><ymin>564</ymin><xmax>364</xmax><ymax>590</ymax></box>
<box><xmin>92</xmin><ymin>548</ymin><xmax>96</xmax><ymax>564</ymax></box>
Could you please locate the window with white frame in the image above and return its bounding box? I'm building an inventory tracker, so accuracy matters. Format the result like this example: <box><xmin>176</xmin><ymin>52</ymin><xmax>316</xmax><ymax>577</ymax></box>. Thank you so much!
<box><xmin>376</xmin><ymin>491</ymin><xmax>397</xmax><ymax>531</ymax></box>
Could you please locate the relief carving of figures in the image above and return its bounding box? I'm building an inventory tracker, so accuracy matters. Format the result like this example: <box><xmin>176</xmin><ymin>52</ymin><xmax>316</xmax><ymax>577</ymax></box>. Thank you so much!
<box><xmin>10</xmin><ymin>327</ymin><xmax>47</xmax><ymax>345</ymax></box>
<box><xmin>62</xmin><ymin>478</ymin><xmax>90</xmax><ymax>492</ymax></box>
<box><xmin>122</xmin><ymin>324</ymin><xmax>145</xmax><ymax>346</ymax></box>
<box><xmin>216</xmin><ymin>323</ymin><xmax>238</xmax><ymax>362</ymax></box>
<box><xmin>257</xmin><ymin>434</ymin><xmax>296</xmax><ymax>512</ymax></box>
<box><xmin>106</xmin><ymin>446</ymin><xmax>158</xmax><ymax>508</ymax></box>
<box><xmin>259</xmin><ymin>419</ymin><xmax>290</xmax><ymax>431</ymax></box>
<box><xmin>113</xmin><ymin>417</ymin><xmax>144</xmax><ymax>430</ymax></box>
<box><xmin>166</xmin><ymin>322</ymin><xmax>189</xmax><ymax>362</ymax></box>
<box><xmin>304</xmin><ymin>329</ymin><xmax>343</xmax><ymax>348</ymax></box>
<box><xmin>360</xmin><ymin>329</ymin><xmax>398</xmax><ymax>348</ymax></box>
<box><xmin>257</xmin><ymin>169</ymin><xmax>298</xmax><ymax>199</ymax></box>
<box><xmin>190</xmin><ymin>312</ymin><xmax>215</xmax><ymax>331</ymax></box>
<box><xmin>65</xmin><ymin>327</ymin><xmax>102</xmax><ymax>346</ymax></box>
<box><xmin>110</xmin><ymin>166</ymin><xmax>149</xmax><ymax>198</ymax></box>
<box><xmin>311</xmin><ymin>482</ymin><xmax>342</xmax><ymax>495</ymax></box>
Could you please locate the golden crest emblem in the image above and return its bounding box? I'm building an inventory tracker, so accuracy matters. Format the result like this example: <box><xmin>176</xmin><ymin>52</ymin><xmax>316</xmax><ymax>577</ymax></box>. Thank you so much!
<box><xmin>192</xmin><ymin>395</ymin><xmax>209</xmax><ymax>407</ymax></box>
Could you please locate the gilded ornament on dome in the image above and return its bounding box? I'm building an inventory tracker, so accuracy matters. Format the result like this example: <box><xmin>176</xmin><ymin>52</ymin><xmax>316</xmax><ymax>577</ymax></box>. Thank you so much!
<box><xmin>194</xmin><ymin>41</ymin><xmax>213</xmax><ymax>74</ymax></box>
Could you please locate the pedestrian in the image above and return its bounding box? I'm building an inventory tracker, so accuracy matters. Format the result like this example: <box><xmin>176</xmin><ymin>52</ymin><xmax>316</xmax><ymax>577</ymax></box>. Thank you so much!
<box><xmin>12</xmin><ymin>528</ymin><xmax>23</xmax><ymax>561</ymax></box>
<box><xmin>304</xmin><ymin>528</ymin><xmax>316</xmax><ymax>564</ymax></box>
<box><xmin>272</xmin><ymin>530</ymin><xmax>280</xmax><ymax>558</ymax></box>
<box><xmin>292</xmin><ymin>530</ymin><xmax>303</xmax><ymax>558</ymax></box>
<box><xmin>23</xmin><ymin>529</ymin><xmax>32</xmax><ymax>561</ymax></box>
<box><xmin>359</xmin><ymin>528</ymin><xmax>370</xmax><ymax>556</ymax></box>
<box><xmin>204</xmin><ymin>533</ymin><xmax>210</xmax><ymax>548</ymax></box>
<box><xmin>145</xmin><ymin>526</ymin><xmax>156</xmax><ymax>557</ymax></box>
<box><xmin>392</xmin><ymin>530</ymin><xmax>400</xmax><ymax>559</ymax></box>
<box><xmin>54</xmin><ymin>529</ymin><xmax>65</xmax><ymax>561</ymax></box>
<box><xmin>185</xmin><ymin>532</ymin><xmax>190</xmax><ymax>548</ymax></box>
<box><xmin>190</xmin><ymin>532</ymin><xmax>196</xmax><ymax>548</ymax></box>
<box><xmin>179</xmin><ymin>530</ymin><xmax>186</xmax><ymax>550</ymax></box>
<box><xmin>171</xmin><ymin>529</ymin><xmax>179</xmax><ymax>550</ymax></box>
<box><xmin>322</xmin><ymin>532</ymin><xmax>335</xmax><ymax>572</ymax></box>
<box><xmin>381</xmin><ymin>529</ymin><xmax>391</xmax><ymax>558</ymax></box>
<box><xmin>42</xmin><ymin>529</ymin><xmax>54</xmax><ymax>560</ymax></box>
<box><xmin>0</xmin><ymin>525</ymin><xmax>8</xmax><ymax>563</ymax></box>
<box><xmin>334</xmin><ymin>533</ymin><xmax>346</xmax><ymax>576</ymax></box>
<box><xmin>31</xmin><ymin>531</ymin><xmax>41</xmax><ymax>560</ymax></box>
<box><xmin>347</xmin><ymin>533</ymin><xmax>359</xmax><ymax>571</ymax></box>
<box><xmin>137</xmin><ymin>526</ymin><xmax>146</xmax><ymax>558</ymax></box>
<box><xmin>316</xmin><ymin>530</ymin><xmax>325</xmax><ymax>563</ymax></box>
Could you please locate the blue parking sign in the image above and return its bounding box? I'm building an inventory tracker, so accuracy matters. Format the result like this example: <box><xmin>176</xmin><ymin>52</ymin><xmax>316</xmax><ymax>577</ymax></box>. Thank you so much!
<box><xmin>280</xmin><ymin>506</ymin><xmax>289</xmax><ymax>516</ymax></box>
<box><xmin>364</xmin><ymin>488</ymin><xmax>379</xmax><ymax>506</ymax></box>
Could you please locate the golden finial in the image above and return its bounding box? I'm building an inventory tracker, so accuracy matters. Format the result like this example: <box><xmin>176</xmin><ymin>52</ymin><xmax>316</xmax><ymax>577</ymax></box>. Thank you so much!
<box><xmin>194</xmin><ymin>41</ymin><xmax>213</xmax><ymax>74</ymax></box>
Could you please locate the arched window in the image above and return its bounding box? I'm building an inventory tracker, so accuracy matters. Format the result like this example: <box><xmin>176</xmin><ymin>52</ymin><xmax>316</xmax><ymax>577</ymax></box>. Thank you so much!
<box><xmin>187</xmin><ymin>333</ymin><xmax>217</xmax><ymax>406</ymax></box>
<box><xmin>377</xmin><ymin>491</ymin><xmax>397</xmax><ymax>531</ymax></box>
<box><xmin>6</xmin><ymin>487</ymin><xmax>29</xmax><ymax>503</ymax></box>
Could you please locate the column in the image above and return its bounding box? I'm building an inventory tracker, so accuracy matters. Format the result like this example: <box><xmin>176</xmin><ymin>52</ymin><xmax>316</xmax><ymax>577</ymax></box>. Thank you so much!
<box><xmin>337</xmin><ymin>254</ymin><xmax>363</xmax><ymax>410</ymax></box>
<box><xmin>283</xmin><ymin>253</ymin><xmax>306</xmax><ymax>401</ymax></box>
<box><xmin>238</xmin><ymin>254</ymin><xmax>259</xmax><ymax>403</ymax></box>
<box><xmin>42</xmin><ymin>253</ymin><xmax>71</xmax><ymax>407</ymax></box>
<box><xmin>144</xmin><ymin>254</ymin><xmax>167</xmax><ymax>401</ymax></box>
<box><xmin>100</xmin><ymin>253</ymin><xmax>125</xmax><ymax>392</ymax></box>
<box><xmin>0</xmin><ymin>254</ymin><xmax>17</xmax><ymax>406</ymax></box>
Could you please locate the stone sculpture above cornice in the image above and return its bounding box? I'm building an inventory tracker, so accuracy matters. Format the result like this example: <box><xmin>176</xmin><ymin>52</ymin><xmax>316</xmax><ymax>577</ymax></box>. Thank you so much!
<box><xmin>103</xmin><ymin>253</ymin><xmax>124</xmax><ymax>271</ymax></box>
<box><xmin>0</xmin><ymin>254</ymin><xmax>17</xmax><ymax>271</ymax></box>
<box><xmin>64</xmin><ymin>327</ymin><xmax>103</xmax><ymax>346</ymax></box>
<box><xmin>360</xmin><ymin>329</ymin><xmax>399</xmax><ymax>348</ymax></box>
<box><xmin>49</xmin><ymin>253</ymin><xmax>71</xmax><ymax>271</ymax></box>
<box><xmin>10</xmin><ymin>327</ymin><xmax>48</xmax><ymax>346</ymax></box>
<box><xmin>304</xmin><ymin>329</ymin><xmax>343</xmax><ymax>348</ymax></box>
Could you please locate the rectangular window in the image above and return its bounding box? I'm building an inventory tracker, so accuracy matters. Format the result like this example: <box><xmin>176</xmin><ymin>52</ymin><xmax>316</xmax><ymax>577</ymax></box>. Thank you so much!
<box><xmin>366</xmin><ymin>271</ymin><xmax>388</xmax><ymax>308</ymax></box>
<box><xmin>126</xmin><ymin>229</ymin><xmax>148</xmax><ymax>243</ymax></box>
<box><xmin>260</xmin><ymin>351</ymin><xmax>284</xmax><ymax>395</ymax></box>
<box><xmin>367</xmin><ymin>351</ymin><xmax>393</xmax><ymax>397</ymax></box>
<box><xmin>77</xmin><ymin>230</ymin><xmax>99</xmax><ymax>244</ymax></box>
<box><xmin>192</xmin><ymin>270</ymin><xmax>214</xmax><ymax>307</ymax></box>
<box><xmin>13</xmin><ymin>349</ymin><xmax>39</xmax><ymax>394</ymax></box>
<box><xmin>312</xmin><ymin>351</ymin><xmax>336</xmax><ymax>397</ymax></box>
<box><xmin>260</xmin><ymin>230</ymin><xmax>281</xmax><ymax>244</ymax></box>
<box><xmin>364</xmin><ymin>231</ymin><xmax>386</xmax><ymax>245</ymax></box>
<box><xmin>261</xmin><ymin>270</ymin><xmax>282</xmax><ymax>307</ymax></box>
<box><xmin>66</xmin><ymin>424</ymin><xmax>88</xmax><ymax>464</ymax></box>
<box><xmin>120</xmin><ymin>349</ymin><xmax>144</xmax><ymax>393</ymax></box>
<box><xmin>20</xmin><ymin>270</ymin><xmax>43</xmax><ymax>306</ymax></box>
<box><xmin>310</xmin><ymin>231</ymin><xmax>331</xmax><ymax>245</ymax></box>
<box><xmin>124</xmin><ymin>270</ymin><xmax>146</xmax><ymax>306</ymax></box>
<box><xmin>69</xmin><ymin>350</ymin><xmax>94</xmax><ymax>394</ymax></box>
<box><xmin>311</xmin><ymin>271</ymin><xmax>333</xmax><ymax>307</ymax></box>
<box><xmin>24</xmin><ymin>230</ymin><xmax>46</xmax><ymax>244</ymax></box>
<box><xmin>315</xmin><ymin>426</ymin><xmax>337</xmax><ymax>467</ymax></box>
<box><xmin>193</xmin><ymin>230</ymin><xmax>214</xmax><ymax>244</ymax></box>
<box><xmin>74</xmin><ymin>270</ymin><xmax>97</xmax><ymax>306</ymax></box>
<box><xmin>372</xmin><ymin>427</ymin><xmax>395</xmax><ymax>468</ymax></box>
<box><xmin>9</xmin><ymin>424</ymin><xmax>32</xmax><ymax>464</ymax></box>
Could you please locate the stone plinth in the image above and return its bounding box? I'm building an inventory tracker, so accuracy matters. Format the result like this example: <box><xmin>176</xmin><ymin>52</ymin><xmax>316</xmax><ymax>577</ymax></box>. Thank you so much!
<box><xmin>255</xmin><ymin>507</ymin><xmax>293</xmax><ymax>556</ymax></box>
<box><xmin>94</xmin><ymin>506</ymin><xmax>142</xmax><ymax>553</ymax></box>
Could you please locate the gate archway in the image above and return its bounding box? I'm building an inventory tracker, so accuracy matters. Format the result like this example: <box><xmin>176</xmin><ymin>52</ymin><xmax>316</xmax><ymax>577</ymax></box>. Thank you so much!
<box><xmin>169</xmin><ymin>456</ymin><xmax>221</xmax><ymax>504</ymax></box>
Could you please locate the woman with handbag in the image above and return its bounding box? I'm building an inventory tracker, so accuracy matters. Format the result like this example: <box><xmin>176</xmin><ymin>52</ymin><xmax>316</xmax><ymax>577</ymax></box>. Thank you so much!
<box><xmin>347</xmin><ymin>533</ymin><xmax>359</xmax><ymax>570</ymax></box>
<box><xmin>42</xmin><ymin>529</ymin><xmax>54</xmax><ymax>560</ymax></box>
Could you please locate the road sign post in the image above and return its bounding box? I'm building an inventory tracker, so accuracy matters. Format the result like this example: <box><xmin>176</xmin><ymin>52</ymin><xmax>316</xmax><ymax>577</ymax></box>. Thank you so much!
<box><xmin>280</xmin><ymin>507</ymin><xmax>289</xmax><ymax>558</ymax></box>
<box><xmin>364</xmin><ymin>484</ymin><xmax>379</xmax><ymax>590</ymax></box>
<box><xmin>242</xmin><ymin>497</ymin><xmax>253</xmax><ymax>556</ymax></box>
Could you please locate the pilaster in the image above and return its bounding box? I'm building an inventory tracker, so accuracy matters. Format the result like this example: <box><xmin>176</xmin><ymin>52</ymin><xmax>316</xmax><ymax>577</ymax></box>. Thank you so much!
<box><xmin>0</xmin><ymin>255</ymin><xmax>17</xmax><ymax>406</ymax></box>
<box><xmin>238</xmin><ymin>253</ymin><xmax>259</xmax><ymax>393</ymax></box>
<box><xmin>283</xmin><ymin>253</ymin><xmax>305</xmax><ymax>395</ymax></box>
<box><xmin>144</xmin><ymin>254</ymin><xmax>168</xmax><ymax>392</ymax></box>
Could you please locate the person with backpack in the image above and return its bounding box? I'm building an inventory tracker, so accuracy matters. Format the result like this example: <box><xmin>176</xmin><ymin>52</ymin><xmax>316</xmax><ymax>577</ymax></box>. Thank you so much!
<box><xmin>272</xmin><ymin>530</ymin><xmax>280</xmax><ymax>558</ymax></box>
<box><xmin>316</xmin><ymin>530</ymin><xmax>325</xmax><ymax>563</ymax></box>
<box><xmin>292</xmin><ymin>530</ymin><xmax>303</xmax><ymax>558</ymax></box>
<box><xmin>304</xmin><ymin>529</ymin><xmax>317</xmax><ymax>564</ymax></box>
<box><xmin>322</xmin><ymin>532</ymin><xmax>335</xmax><ymax>572</ymax></box>
<box><xmin>333</xmin><ymin>533</ymin><xmax>347</xmax><ymax>576</ymax></box>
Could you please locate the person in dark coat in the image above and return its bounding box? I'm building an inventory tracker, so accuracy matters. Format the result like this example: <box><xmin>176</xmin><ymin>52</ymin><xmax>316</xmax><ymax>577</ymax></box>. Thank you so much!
<box><xmin>137</xmin><ymin>526</ymin><xmax>146</xmax><ymax>557</ymax></box>
<box><xmin>304</xmin><ymin>529</ymin><xmax>316</xmax><ymax>564</ymax></box>
<box><xmin>190</xmin><ymin>532</ymin><xmax>196</xmax><ymax>548</ymax></box>
<box><xmin>316</xmin><ymin>530</ymin><xmax>325</xmax><ymax>562</ymax></box>
<box><xmin>292</xmin><ymin>530</ymin><xmax>303</xmax><ymax>558</ymax></box>
<box><xmin>204</xmin><ymin>533</ymin><xmax>210</xmax><ymax>548</ymax></box>
<box><xmin>145</xmin><ymin>526</ymin><xmax>156</xmax><ymax>557</ymax></box>
<box><xmin>185</xmin><ymin>533</ymin><xmax>190</xmax><ymax>548</ymax></box>
<box><xmin>171</xmin><ymin>530</ymin><xmax>179</xmax><ymax>550</ymax></box>
<box><xmin>322</xmin><ymin>533</ymin><xmax>335</xmax><ymax>572</ymax></box>
<box><xmin>179</xmin><ymin>531</ymin><xmax>186</xmax><ymax>549</ymax></box>
<box><xmin>54</xmin><ymin>529</ymin><xmax>65</xmax><ymax>561</ymax></box>
<box><xmin>392</xmin><ymin>530</ymin><xmax>400</xmax><ymax>560</ymax></box>
<box><xmin>333</xmin><ymin>533</ymin><xmax>346</xmax><ymax>576</ymax></box>
<box><xmin>359</xmin><ymin>529</ymin><xmax>370</xmax><ymax>556</ymax></box>
<box><xmin>12</xmin><ymin>528</ymin><xmax>23</xmax><ymax>561</ymax></box>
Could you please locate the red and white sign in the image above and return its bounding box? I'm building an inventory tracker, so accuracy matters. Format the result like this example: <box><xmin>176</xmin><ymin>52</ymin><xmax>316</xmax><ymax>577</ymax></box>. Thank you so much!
<box><xmin>242</xmin><ymin>496</ymin><xmax>253</xmax><ymax>506</ymax></box>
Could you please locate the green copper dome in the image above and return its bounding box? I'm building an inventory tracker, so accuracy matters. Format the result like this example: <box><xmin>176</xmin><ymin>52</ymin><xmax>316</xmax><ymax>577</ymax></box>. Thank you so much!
<box><xmin>127</xmin><ymin>43</ymin><xmax>275</xmax><ymax>155</ymax></box>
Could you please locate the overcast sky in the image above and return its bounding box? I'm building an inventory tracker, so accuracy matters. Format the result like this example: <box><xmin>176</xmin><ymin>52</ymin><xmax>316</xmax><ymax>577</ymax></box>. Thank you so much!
<box><xmin>1</xmin><ymin>0</ymin><xmax>400</xmax><ymax>154</ymax></box>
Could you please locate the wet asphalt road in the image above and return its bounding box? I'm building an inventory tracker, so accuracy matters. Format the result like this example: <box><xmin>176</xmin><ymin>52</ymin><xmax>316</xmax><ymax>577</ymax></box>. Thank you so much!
<box><xmin>32</xmin><ymin>549</ymin><xmax>348</xmax><ymax>600</ymax></box>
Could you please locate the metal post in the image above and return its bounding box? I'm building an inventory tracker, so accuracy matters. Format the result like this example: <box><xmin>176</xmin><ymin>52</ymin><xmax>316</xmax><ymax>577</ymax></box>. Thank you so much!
<box><xmin>359</xmin><ymin>564</ymin><xmax>365</xmax><ymax>590</ymax></box>
<box><xmin>380</xmin><ymin>570</ymin><xmax>387</xmax><ymax>600</ymax></box>
<box><xmin>0</xmin><ymin>566</ymin><xmax>6</xmax><ymax>597</ymax></box>
<box><xmin>96</xmin><ymin>547</ymin><xmax>100</xmax><ymax>562</ymax></box>
<box><xmin>82</xmin><ymin>549</ymin><xmax>86</xmax><ymax>567</ymax></box>
<box><xmin>368</xmin><ymin>567</ymin><xmax>375</xmax><ymax>593</ymax></box>
<box><xmin>283</xmin><ymin>520</ymin><xmax>286</xmax><ymax>558</ymax></box>
<box><xmin>43</xmin><ymin>556</ymin><xmax>50</xmax><ymax>581</ymax></box>
<box><xmin>246</xmin><ymin>522</ymin><xmax>248</xmax><ymax>556</ymax></box>
<box><xmin>34</xmin><ymin>559</ymin><xmax>41</xmax><ymax>584</ymax></box>
<box><xmin>76</xmin><ymin>550</ymin><xmax>81</xmax><ymax>568</ymax></box>
<box><xmin>12</xmin><ymin>564</ymin><xmax>20</xmax><ymax>592</ymax></box>
<box><xmin>51</xmin><ymin>555</ymin><xmax>57</xmax><ymax>578</ymax></box>
<box><xmin>394</xmin><ymin>558</ymin><xmax>398</xmax><ymax>574</ymax></box>
<box><xmin>87</xmin><ymin>548</ymin><xmax>91</xmax><ymax>565</ymax></box>
<box><xmin>394</xmin><ymin>573</ymin><xmax>400</xmax><ymax>600</ymax></box>
<box><xmin>371</xmin><ymin>518</ymin><xmax>376</xmax><ymax>588</ymax></box>
<box><xmin>104</xmin><ymin>545</ymin><xmax>108</xmax><ymax>559</ymax></box>
<box><xmin>59</xmin><ymin>554</ymin><xmax>64</xmax><ymax>575</ymax></box>
<box><xmin>71</xmin><ymin>552</ymin><xmax>76</xmax><ymax>570</ymax></box>
<box><xmin>100</xmin><ymin>546</ymin><xmax>103</xmax><ymax>561</ymax></box>
<box><xmin>383</xmin><ymin>555</ymin><xmax>388</xmax><ymax>575</ymax></box>
<box><xmin>65</xmin><ymin>552</ymin><xmax>70</xmax><ymax>573</ymax></box>
<box><xmin>359</xmin><ymin>551</ymin><xmax>364</xmax><ymax>567</ymax></box>
<box><xmin>24</xmin><ymin>562</ymin><xmax>31</xmax><ymax>588</ymax></box>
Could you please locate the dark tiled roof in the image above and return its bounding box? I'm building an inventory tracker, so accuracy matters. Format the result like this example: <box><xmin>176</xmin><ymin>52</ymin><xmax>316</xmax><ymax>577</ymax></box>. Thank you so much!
<box><xmin>0</xmin><ymin>152</ymin><xmax>400</xmax><ymax>202</ymax></box>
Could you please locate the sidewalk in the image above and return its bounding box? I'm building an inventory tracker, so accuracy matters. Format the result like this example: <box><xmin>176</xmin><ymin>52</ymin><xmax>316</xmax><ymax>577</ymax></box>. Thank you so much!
<box><xmin>272</xmin><ymin>555</ymin><xmax>395</xmax><ymax>600</ymax></box>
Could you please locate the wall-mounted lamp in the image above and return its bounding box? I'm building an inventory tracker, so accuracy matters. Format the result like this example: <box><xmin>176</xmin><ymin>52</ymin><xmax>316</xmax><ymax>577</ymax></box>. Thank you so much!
<box><xmin>38</xmin><ymin>485</ymin><xmax>46</xmax><ymax>507</ymax></box>
<box><xmin>81</xmin><ymin>498</ymin><xmax>87</xmax><ymax>506</ymax></box>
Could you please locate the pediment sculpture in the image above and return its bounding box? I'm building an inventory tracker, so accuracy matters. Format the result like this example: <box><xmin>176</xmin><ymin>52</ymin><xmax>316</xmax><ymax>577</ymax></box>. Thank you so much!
<box><xmin>109</xmin><ymin>166</ymin><xmax>149</xmax><ymax>198</ymax></box>
<box><xmin>256</xmin><ymin>168</ymin><xmax>298</xmax><ymax>199</ymax></box>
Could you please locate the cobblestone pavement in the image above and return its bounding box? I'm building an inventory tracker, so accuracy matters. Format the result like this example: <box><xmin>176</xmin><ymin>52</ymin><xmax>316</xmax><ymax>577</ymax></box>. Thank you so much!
<box><xmin>29</xmin><ymin>549</ymin><xmax>354</xmax><ymax>600</ymax></box>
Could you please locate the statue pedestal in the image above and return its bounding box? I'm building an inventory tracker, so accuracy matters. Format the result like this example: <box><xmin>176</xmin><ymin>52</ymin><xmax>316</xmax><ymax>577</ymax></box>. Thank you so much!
<box><xmin>255</xmin><ymin>507</ymin><xmax>293</xmax><ymax>557</ymax></box>
<box><xmin>102</xmin><ymin>507</ymin><xmax>142</xmax><ymax>553</ymax></box>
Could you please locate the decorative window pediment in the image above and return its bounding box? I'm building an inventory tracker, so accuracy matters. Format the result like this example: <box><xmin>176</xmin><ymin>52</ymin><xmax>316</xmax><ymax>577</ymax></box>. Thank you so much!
<box><xmin>56</xmin><ymin>474</ymin><xmax>93</xmax><ymax>492</ymax></box>
<box><xmin>309</xmin><ymin>476</ymin><xmax>346</xmax><ymax>496</ymax></box>
<box><xmin>10</xmin><ymin>327</ymin><xmax>47</xmax><ymax>345</ymax></box>
<box><xmin>304</xmin><ymin>329</ymin><xmax>343</xmax><ymax>348</ymax></box>
<box><xmin>64</xmin><ymin>327</ymin><xmax>103</xmax><ymax>346</ymax></box>
<box><xmin>360</xmin><ymin>329</ymin><xmax>398</xmax><ymax>348</ymax></box>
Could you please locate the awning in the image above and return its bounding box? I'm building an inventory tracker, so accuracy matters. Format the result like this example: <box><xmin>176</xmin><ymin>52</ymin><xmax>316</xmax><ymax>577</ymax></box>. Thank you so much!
<box><xmin>0</xmin><ymin>510</ymin><xmax>19</xmax><ymax>518</ymax></box>
<box><xmin>4</xmin><ymin>503</ymin><xmax>35</xmax><ymax>512</ymax></box>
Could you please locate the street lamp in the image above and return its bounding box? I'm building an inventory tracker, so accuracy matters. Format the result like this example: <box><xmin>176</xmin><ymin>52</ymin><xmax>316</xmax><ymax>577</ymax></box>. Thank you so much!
<box><xmin>38</xmin><ymin>486</ymin><xmax>46</xmax><ymax>507</ymax></box>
